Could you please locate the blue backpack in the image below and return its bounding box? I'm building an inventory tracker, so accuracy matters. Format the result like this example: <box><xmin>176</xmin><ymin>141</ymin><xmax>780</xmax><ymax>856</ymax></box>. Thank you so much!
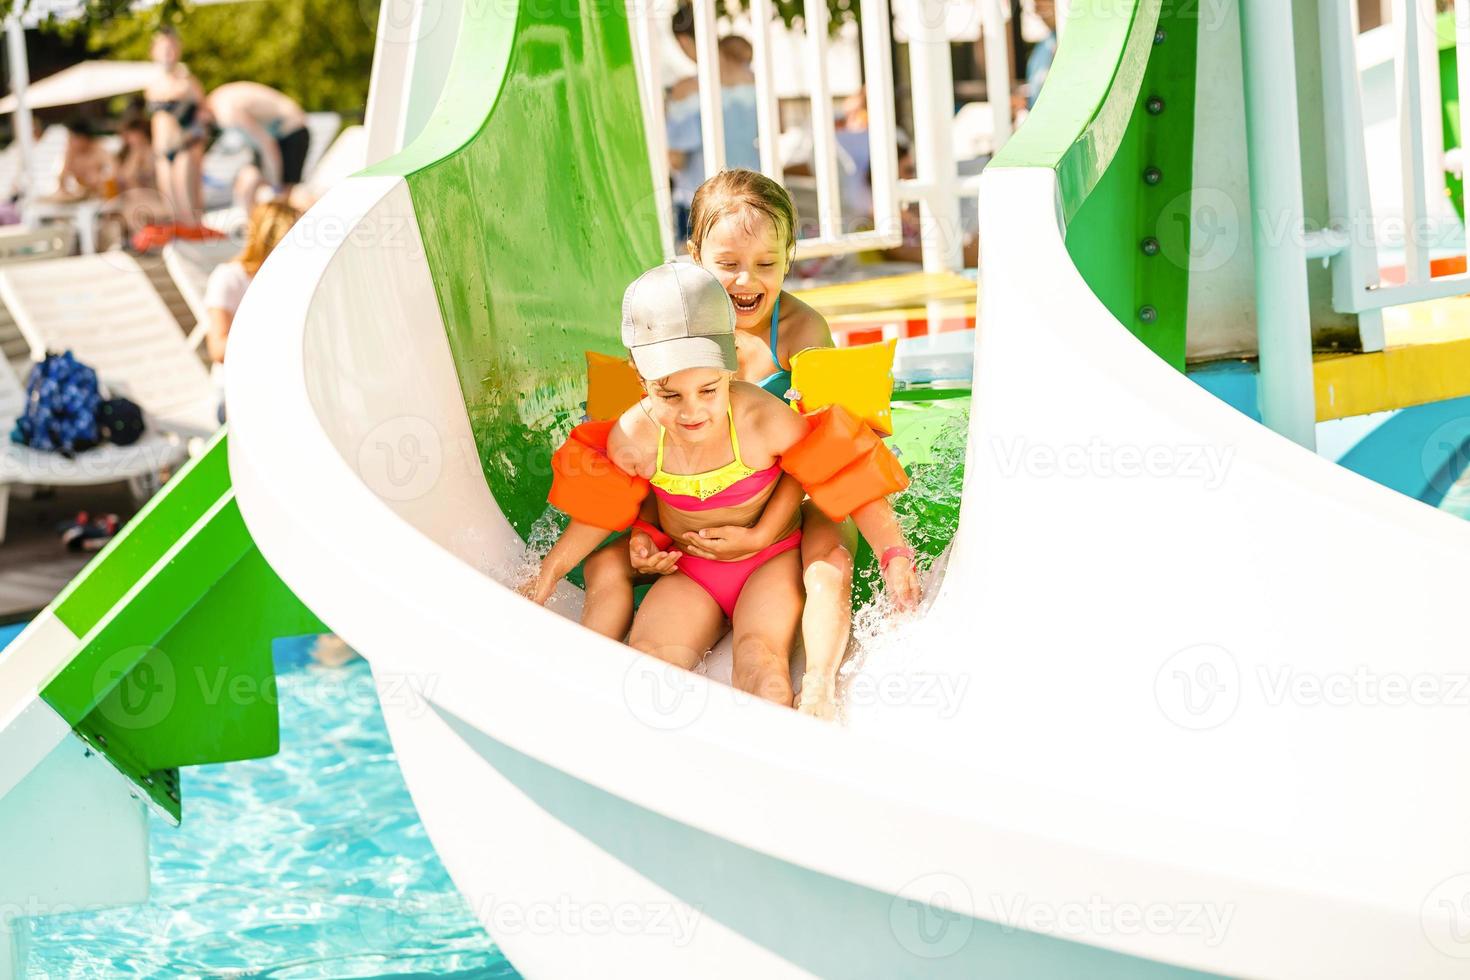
<box><xmin>11</xmin><ymin>351</ymin><xmax>101</xmax><ymax>457</ymax></box>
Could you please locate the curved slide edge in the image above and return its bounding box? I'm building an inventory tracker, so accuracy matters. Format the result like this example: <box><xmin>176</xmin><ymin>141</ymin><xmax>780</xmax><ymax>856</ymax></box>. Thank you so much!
<box><xmin>961</xmin><ymin>5</ymin><xmax>1470</xmax><ymax>980</ymax></box>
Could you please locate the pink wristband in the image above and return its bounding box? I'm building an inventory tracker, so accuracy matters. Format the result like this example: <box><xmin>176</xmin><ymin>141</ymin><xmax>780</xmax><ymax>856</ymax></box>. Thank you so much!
<box><xmin>880</xmin><ymin>545</ymin><xmax>915</xmax><ymax>570</ymax></box>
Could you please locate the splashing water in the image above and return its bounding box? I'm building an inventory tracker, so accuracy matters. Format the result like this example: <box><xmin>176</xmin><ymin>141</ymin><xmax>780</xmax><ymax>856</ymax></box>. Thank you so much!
<box><xmin>839</xmin><ymin>406</ymin><xmax>970</xmax><ymax>721</ymax></box>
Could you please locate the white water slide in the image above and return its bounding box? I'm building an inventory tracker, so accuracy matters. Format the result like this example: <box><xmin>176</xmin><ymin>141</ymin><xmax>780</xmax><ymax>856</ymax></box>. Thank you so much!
<box><xmin>5</xmin><ymin>0</ymin><xmax>1470</xmax><ymax>975</ymax></box>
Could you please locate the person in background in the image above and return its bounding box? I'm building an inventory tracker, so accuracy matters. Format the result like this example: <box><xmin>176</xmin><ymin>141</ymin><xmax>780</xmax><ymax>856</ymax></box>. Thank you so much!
<box><xmin>1025</xmin><ymin>0</ymin><xmax>1058</xmax><ymax>109</ymax></box>
<box><xmin>666</xmin><ymin>5</ymin><xmax>759</xmax><ymax>238</ymax></box>
<box><xmin>835</xmin><ymin>88</ymin><xmax>874</xmax><ymax>228</ymax></box>
<box><xmin>144</xmin><ymin>27</ymin><xmax>207</xmax><ymax>226</ymax></box>
<box><xmin>204</xmin><ymin>200</ymin><xmax>301</xmax><ymax>417</ymax></box>
<box><xmin>49</xmin><ymin>118</ymin><xmax>113</xmax><ymax>202</ymax></box>
<box><xmin>101</xmin><ymin>113</ymin><xmax>169</xmax><ymax>245</ymax></box>
<box><xmin>204</xmin><ymin>82</ymin><xmax>311</xmax><ymax>211</ymax></box>
<box><xmin>114</xmin><ymin>114</ymin><xmax>156</xmax><ymax>194</ymax></box>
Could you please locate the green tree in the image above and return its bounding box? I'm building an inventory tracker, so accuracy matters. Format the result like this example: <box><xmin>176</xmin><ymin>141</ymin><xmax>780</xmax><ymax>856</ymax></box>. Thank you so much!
<box><xmin>81</xmin><ymin>0</ymin><xmax>379</xmax><ymax>116</ymax></box>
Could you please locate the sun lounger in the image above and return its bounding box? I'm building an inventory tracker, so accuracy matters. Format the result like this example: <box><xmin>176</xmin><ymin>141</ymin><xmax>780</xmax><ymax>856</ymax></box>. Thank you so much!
<box><xmin>0</xmin><ymin>356</ymin><xmax>186</xmax><ymax>543</ymax></box>
<box><xmin>0</xmin><ymin>253</ymin><xmax>220</xmax><ymax>440</ymax></box>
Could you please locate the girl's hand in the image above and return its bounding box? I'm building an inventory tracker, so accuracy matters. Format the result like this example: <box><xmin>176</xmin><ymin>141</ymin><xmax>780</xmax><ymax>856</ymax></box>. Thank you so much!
<box><xmin>681</xmin><ymin>525</ymin><xmax>762</xmax><ymax>561</ymax></box>
<box><xmin>517</xmin><ymin>568</ymin><xmax>557</xmax><ymax>606</ymax></box>
<box><xmin>630</xmin><ymin>530</ymin><xmax>681</xmax><ymax>576</ymax></box>
<box><xmin>882</xmin><ymin>556</ymin><xmax>922</xmax><ymax>612</ymax></box>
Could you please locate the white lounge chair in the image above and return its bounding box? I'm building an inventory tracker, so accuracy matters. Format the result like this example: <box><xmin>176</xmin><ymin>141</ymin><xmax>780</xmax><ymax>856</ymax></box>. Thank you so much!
<box><xmin>300</xmin><ymin>112</ymin><xmax>342</xmax><ymax>181</ymax></box>
<box><xmin>161</xmin><ymin>238</ymin><xmax>240</xmax><ymax>349</ymax></box>
<box><xmin>298</xmin><ymin>125</ymin><xmax>366</xmax><ymax>202</ymax></box>
<box><xmin>13</xmin><ymin>125</ymin><xmax>68</xmax><ymax>200</ymax></box>
<box><xmin>0</xmin><ymin>357</ymin><xmax>186</xmax><ymax>544</ymax></box>
<box><xmin>0</xmin><ymin>225</ymin><xmax>73</xmax><ymax>265</ymax></box>
<box><xmin>0</xmin><ymin>253</ymin><xmax>219</xmax><ymax>440</ymax></box>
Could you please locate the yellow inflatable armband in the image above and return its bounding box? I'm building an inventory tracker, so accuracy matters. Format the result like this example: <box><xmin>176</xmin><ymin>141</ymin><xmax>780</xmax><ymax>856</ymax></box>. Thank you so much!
<box><xmin>789</xmin><ymin>339</ymin><xmax>896</xmax><ymax>435</ymax></box>
<box><xmin>585</xmin><ymin>350</ymin><xmax>644</xmax><ymax>421</ymax></box>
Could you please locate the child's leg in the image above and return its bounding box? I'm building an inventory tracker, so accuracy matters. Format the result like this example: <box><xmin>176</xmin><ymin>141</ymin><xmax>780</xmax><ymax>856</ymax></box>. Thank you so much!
<box><xmin>627</xmin><ymin>573</ymin><xmax>726</xmax><ymax>670</ymax></box>
<box><xmin>795</xmin><ymin>503</ymin><xmax>858</xmax><ymax>719</ymax></box>
<box><xmin>731</xmin><ymin>549</ymin><xmax>803</xmax><ymax>707</ymax></box>
<box><xmin>581</xmin><ymin>535</ymin><xmax>638</xmax><ymax>640</ymax></box>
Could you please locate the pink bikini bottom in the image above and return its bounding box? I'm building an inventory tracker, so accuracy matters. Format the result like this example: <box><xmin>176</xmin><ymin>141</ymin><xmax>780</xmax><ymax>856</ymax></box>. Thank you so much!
<box><xmin>633</xmin><ymin>520</ymin><xmax>802</xmax><ymax>619</ymax></box>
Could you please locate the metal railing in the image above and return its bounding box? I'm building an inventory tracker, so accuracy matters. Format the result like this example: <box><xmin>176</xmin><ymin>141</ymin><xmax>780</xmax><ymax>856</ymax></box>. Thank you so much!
<box><xmin>627</xmin><ymin>0</ymin><xmax>1013</xmax><ymax>272</ymax></box>
<box><xmin>1313</xmin><ymin>0</ymin><xmax>1470</xmax><ymax>345</ymax></box>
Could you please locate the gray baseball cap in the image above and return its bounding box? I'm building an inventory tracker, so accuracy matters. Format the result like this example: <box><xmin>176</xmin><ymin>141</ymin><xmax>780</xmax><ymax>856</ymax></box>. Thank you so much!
<box><xmin>621</xmin><ymin>262</ymin><xmax>739</xmax><ymax>379</ymax></box>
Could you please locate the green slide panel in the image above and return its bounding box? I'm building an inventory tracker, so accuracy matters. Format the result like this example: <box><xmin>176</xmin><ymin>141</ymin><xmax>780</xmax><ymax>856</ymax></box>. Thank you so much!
<box><xmin>993</xmin><ymin>0</ymin><xmax>1197</xmax><ymax>371</ymax></box>
<box><xmin>364</xmin><ymin>0</ymin><xmax>664</xmax><ymax>536</ymax></box>
<box><xmin>1439</xmin><ymin>13</ymin><xmax>1465</xmax><ymax>222</ymax></box>
<box><xmin>35</xmin><ymin>432</ymin><xmax>323</xmax><ymax>822</ymax></box>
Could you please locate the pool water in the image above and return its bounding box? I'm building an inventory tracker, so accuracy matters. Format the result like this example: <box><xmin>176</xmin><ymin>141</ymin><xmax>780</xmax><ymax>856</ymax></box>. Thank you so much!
<box><xmin>22</xmin><ymin>635</ymin><xmax>522</xmax><ymax>979</ymax></box>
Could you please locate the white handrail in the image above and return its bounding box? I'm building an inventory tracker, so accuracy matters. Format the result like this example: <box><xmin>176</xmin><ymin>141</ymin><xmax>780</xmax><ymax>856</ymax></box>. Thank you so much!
<box><xmin>1240</xmin><ymin>0</ymin><xmax>1317</xmax><ymax>448</ymax></box>
<box><xmin>692</xmin><ymin>0</ymin><xmax>727</xmax><ymax>176</ymax></box>
<box><xmin>1317</xmin><ymin>0</ymin><xmax>1385</xmax><ymax>350</ymax></box>
<box><xmin>1392</xmin><ymin>0</ymin><xmax>1431</xmax><ymax>284</ymax></box>
<box><xmin>981</xmin><ymin>0</ymin><xmax>1013</xmax><ymax>151</ymax></box>
<box><xmin>630</xmin><ymin>1</ymin><xmax>676</xmax><ymax>260</ymax></box>
<box><xmin>860</xmin><ymin>0</ymin><xmax>902</xmax><ymax>241</ymax></box>
<box><xmin>803</xmin><ymin>0</ymin><xmax>844</xmax><ymax>240</ymax></box>
<box><xmin>907</xmin><ymin>0</ymin><xmax>963</xmax><ymax>271</ymax></box>
<box><xmin>747</xmin><ymin>0</ymin><xmax>783</xmax><ymax>180</ymax></box>
<box><xmin>1309</xmin><ymin>2</ymin><xmax>1470</xmax><ymax>321</ymax></box>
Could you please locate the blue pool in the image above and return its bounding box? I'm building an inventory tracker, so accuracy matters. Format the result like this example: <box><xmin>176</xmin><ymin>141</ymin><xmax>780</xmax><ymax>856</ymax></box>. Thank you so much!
<box><xmin>12</xmin><ymin>631</ymin><xmax>523</xmax><ymax>979</ymax></box>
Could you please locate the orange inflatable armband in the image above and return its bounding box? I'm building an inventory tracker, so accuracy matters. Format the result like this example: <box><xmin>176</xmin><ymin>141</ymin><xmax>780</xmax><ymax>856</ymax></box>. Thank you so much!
<box><xmin>781</xmin><ymin>405</ymin><xmax>909</xmax><ymax>521</ymax></box>
<box><xmin>548</xmin><ymin>420</ymin><xmax>649</xmax><ymax>530</ymax></box>
<box><xmin>585</xmin><ymin>351</ymin><xmax>645</xmax><ymax>421</ymax></box>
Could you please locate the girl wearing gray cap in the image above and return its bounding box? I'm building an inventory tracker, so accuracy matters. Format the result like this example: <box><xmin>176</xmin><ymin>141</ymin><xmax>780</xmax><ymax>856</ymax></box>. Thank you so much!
<box><xmin>525</xmin><ymin>263</ymin><xmax>914</xmax><ymax>711</ymax></box>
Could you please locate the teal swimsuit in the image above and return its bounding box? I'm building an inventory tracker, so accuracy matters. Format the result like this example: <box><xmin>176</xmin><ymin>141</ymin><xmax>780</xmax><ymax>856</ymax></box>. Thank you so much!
<box><xmin>756</xmin><ymin>295</ymin><xmax>792</xmax><ymax>400</ymax></box>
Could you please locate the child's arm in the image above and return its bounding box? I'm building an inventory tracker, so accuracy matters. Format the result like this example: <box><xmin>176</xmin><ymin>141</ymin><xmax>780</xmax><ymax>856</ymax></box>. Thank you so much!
<box><xmin>521</xmin><ymin>519</ymin><xmax>612</xmax><ymax>605</ymax></box>
<box><xmin>680</xmin><ymin>473</ymin><xmax>803</xmax><ymax>560</ymax></box>
<box><xmin>851</xmin><ymin>497</ymin><xmax>920</xmax><ymax>611</ymax></box>
<box><xmin>629</xmin><ymin>495</ymin><xmax>681</xmax><ymax>576</ymax></box>
<box><xmin>759</xmin><ymin>392</ymin><xmax>920</xmax><ymax>609</ymax></box>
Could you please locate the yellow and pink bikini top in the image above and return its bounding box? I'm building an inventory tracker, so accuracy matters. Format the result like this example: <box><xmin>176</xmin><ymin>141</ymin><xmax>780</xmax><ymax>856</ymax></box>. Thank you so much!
<box><xmin>651</xmin><ymin>407</ymin><xmax>780</xmax><ymax>511</ymax></box>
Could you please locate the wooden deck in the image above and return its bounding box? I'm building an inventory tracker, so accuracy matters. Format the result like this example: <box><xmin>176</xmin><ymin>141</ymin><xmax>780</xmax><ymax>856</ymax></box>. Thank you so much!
<box><xmin>0</xmin><ymin>248</ymin><xmax>197</xmax><ymax>621</ymax></box>
<box><xmin>0</xmin><ymin>482</ymin><xmax>140</xmax><ymax>621</ymax></box>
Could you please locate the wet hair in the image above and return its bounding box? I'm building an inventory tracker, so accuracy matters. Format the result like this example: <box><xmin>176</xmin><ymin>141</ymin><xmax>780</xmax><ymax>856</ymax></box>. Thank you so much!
<box><xmin>671</xmin><ymin>3</ymin><xmax>695</xmax><ymax>38</ymax></box>
<box><xmin>237</xmin><ymin>200</ymin><xmax>301</xmax><ymax>276</ymax></box>
<box><xmin>718</xmin><ymin>35</ymin><xmax>752</xmax><ymax>64</ymax></box>
<box><xmin>686</xmin><ymin>168</ymin><xmax>798</xmax><ymax>269</ymax></box>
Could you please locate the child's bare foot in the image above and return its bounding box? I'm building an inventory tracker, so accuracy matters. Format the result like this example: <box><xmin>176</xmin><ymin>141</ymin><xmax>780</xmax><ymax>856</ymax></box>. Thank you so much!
<box><xmin>795</xmin><ymin>672</ymin><xmax>838</xmax><ymax>721</ymax></box>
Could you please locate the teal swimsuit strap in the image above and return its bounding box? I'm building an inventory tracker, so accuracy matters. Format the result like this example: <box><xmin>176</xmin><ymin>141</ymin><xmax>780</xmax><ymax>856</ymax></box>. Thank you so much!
<box><xmin>755</xmin><ymin>295</ymin><xmax>792</xmax><ymax>397</ymax></box>
<box><xmin>767</xmin><ymin>293</ymin><xmax>782</xmax><ymax>372</ymax></box>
